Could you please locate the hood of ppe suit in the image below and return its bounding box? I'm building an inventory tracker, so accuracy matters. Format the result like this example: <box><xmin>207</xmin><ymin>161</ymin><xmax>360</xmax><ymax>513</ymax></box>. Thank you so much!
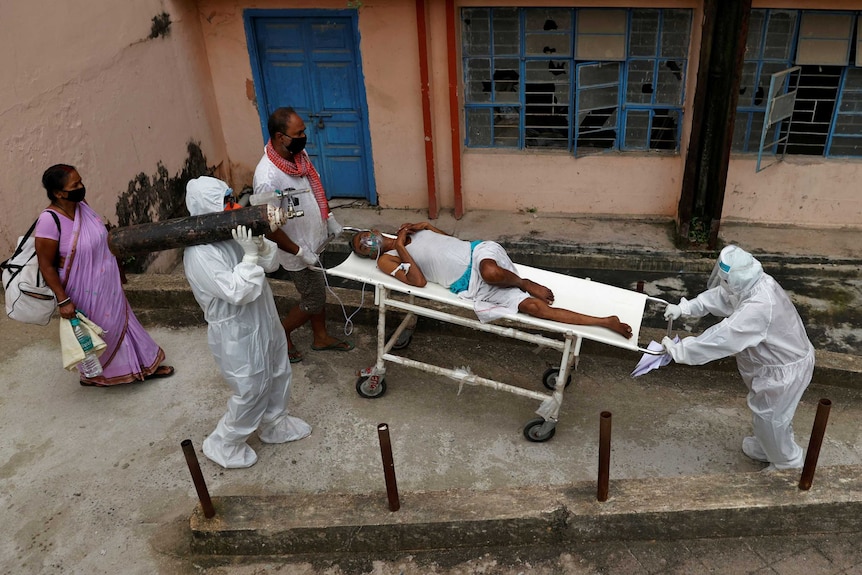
<box><xmin>186</xmin><ymin>176</ymin><xmax>230</xmax><ymax>217</ymax></box>
<box><xmin>707</xmin><ymin>245</ymin><xmax>763</xmax><ymax>294</ymax></box>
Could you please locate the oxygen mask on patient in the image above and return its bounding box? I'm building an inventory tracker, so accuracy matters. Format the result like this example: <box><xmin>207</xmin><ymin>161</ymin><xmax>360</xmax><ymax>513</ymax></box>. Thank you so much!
<box><xmin>358</xmin><ymin>230</ymin><xmax>384</xmax><ymax>259</ymax></box>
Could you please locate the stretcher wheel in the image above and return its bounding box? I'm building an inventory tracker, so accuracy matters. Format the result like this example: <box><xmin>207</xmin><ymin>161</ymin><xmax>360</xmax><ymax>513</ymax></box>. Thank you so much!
<box><xmin>356</xmin><ymin>374</ymin><xmax>387</xmax><ymax>399</ymax></box>
<box><xmin>542</xmin><ymin>368</ymin><xmax>572</xmax><ymax>390</ymax></box>
<box><xmin>523</xmin><ymin>418</ymin><xmax>556</xmax><ymax>442</ymax></box>
<box><xmin>387</xmin><ymin>331</ymin><xmax>412</xmax><ymax>350</ymax></box>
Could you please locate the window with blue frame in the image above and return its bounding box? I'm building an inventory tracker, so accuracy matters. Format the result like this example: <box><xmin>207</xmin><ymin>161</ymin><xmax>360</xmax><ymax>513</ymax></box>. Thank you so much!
<box><xmin>734</xmin><ymin>9</ymin><xmax>862</xmax><ymax>158</ymax></box>
<box><xmin>461</xmin><ymin>7</ymin><xmax>692</xmax><ymax>154</ymax></box>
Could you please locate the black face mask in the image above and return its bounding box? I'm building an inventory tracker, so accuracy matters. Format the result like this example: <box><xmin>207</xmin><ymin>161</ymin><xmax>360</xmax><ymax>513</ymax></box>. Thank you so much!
<box><xmin>66</xmin><ymin>186</ymin><xmax>86</xmax><ymax>202</ymax></box>
<box><xmin>286</xmin><ymin>135</ymin><xmax>307</xmax><ymax>155</ymax></box>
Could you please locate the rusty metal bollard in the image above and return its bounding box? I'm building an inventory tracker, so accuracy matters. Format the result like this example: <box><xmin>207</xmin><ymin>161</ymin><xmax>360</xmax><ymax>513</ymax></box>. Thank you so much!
<box><xmin>377</xmin><ymin>423</ymin><xmax>401</xmax><ymax>511</ymax></box>
<box><xmin>181</xmin><ymin>439</ymin><xmax>215</xmax><ymax>518</ymax></box>
<box><xmin>799</xmin><ymin>398</ymin><xmax>832</xmax><ymax>491</ymax></box>
<box><xmin>597</xmin><ymin>411</ymin><xmax>612</xmax><ymax>502</ymax></box>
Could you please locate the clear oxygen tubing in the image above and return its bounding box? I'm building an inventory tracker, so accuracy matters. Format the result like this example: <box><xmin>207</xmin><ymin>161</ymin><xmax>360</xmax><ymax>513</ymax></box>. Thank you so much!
<box><xmin>310</xmin><ymin>226</ymin><xmax>394</xmax><ymax>338</ymax></box>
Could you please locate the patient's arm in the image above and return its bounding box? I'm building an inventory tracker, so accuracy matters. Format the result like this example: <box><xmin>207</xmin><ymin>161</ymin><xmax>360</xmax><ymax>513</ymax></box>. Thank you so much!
<box><xmin>377</xmin><ymin>230</ymin><xmax>428</xmax><ymax>287</ymax></box>
<box><xmin>399</xmin><ymin>221</ymin><xmax>449</xmax><ymax>236</ymax></box>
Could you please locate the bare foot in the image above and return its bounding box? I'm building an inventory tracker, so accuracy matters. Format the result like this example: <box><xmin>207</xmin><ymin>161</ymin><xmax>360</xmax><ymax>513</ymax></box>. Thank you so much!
<box><xmin>607</xmin><ymin>316</ymin><xmax>633</xmax><ymax>339</ymax></box>
<box><xmin>522</xmin><ymin>279</ymin><xmax>554</xmax><ymax>305</ymax></box>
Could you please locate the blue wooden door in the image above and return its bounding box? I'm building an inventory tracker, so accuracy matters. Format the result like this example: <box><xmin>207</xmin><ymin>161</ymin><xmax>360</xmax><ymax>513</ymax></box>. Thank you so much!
<box><xmin>246</xmin><ymin>11</ymin><xmax>375</xmax><ymax>202</ymax></box>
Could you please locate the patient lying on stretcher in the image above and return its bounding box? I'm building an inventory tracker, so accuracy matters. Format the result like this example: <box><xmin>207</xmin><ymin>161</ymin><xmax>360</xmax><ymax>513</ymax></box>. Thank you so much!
<box><xmin>349</xmin><ymin>222</ymin><xmax>633</xmax><ymax>339</ymax></box>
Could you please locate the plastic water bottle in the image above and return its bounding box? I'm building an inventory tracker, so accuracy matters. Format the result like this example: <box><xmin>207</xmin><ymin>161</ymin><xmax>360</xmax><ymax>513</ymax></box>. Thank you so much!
<box><xmin>70</xmin><ymin>317</ymin><xmax>103</xmax><ymax>378</ymax></box>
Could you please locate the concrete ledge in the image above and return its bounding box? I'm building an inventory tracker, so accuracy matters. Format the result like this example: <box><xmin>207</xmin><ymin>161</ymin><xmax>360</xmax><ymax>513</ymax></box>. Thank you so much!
<box><xmin>189</xmin><ymin>465</ymin><xmax>862</xmax><ymax>556</ymax></box>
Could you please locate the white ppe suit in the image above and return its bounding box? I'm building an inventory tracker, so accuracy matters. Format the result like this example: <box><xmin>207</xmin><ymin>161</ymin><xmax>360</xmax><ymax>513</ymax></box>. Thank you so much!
<box><xmin>184</xmin><ymin>176</ymin><xmax>311</xmax><ymax>468</ymax></box>
<box><xmin>663</xmin><ymin>245</ymin><xmax>814</xmax><ymax>470</ymax></box>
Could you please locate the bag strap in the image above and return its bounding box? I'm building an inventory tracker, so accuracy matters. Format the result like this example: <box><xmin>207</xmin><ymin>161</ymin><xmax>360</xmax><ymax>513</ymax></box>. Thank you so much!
<box><xmin>1</xmin><ymin>210</ymin><xmax>62</xmax><ymax>270</ymax></box>
<box><xmin>44</xmin><ymin>210</ymin><xmax>62</xmax><ymax>269</ymax></box>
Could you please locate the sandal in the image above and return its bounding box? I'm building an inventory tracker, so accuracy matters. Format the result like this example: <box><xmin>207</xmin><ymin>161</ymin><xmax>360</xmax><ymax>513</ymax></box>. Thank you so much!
<box><xmin>311</xmin><ymin>340</ymin><xmax>355</xmax><ymax>352</ymax></box>
<box><xmin>288</xmin><ymin>347</ymin><xmax>304</xmax><ymax>364</ymax></box>
<box><xmin>145</xmin><ymin>365</ymin><xmax>175</xmax><ymax>379</ymax></box>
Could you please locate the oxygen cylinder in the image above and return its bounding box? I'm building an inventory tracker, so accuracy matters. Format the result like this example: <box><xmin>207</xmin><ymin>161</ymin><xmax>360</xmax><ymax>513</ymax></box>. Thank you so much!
<box><xmin>107</xmin><ymin>204</ymin><xmax>291</xmax><ymax>257</ymax></box>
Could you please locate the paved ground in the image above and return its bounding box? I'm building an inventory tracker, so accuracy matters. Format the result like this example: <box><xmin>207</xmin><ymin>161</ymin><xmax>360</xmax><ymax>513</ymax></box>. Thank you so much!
<box><xmin>2</xmin><ymin>315</ymin><xmax>861</xmax><ymax>574</ymax></box>
<box><xmin>2</xmin><ymin>208</ymin><xmax>862</xmax><ymax>574</ymax></box>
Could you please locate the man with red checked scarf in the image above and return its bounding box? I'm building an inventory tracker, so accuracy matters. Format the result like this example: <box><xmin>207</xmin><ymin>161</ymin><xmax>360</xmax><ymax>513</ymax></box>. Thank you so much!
<box><xmin>253</xmin><ymin>107</ymin><xmax>354</xmax><ymax>364</ymax></box>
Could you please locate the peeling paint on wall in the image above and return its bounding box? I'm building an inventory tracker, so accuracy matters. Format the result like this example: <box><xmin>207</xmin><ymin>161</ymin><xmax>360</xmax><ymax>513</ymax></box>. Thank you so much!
<box><xmin>246</xmin><ymin>78</ymin><xmax>257</xmax><ymax>109</ymax></box>
<box><xmin>149</xmin><ymin>12</ymin><xmax>172</xmax><ymax>39</ymax></box>
<box><xmin>112</xmin><ymin>141</ymin><xmax>212</xmax><ymax>272</ymax></box>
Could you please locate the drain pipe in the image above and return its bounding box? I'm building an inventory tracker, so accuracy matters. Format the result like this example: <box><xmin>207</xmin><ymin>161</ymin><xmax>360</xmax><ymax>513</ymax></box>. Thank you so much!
<box><xmin>445</xmin><ymin>0</ymin><xmax>464</xmax><ymax>219</ymax></box>
<box><xmin>415</xmin><ymin>0</ymin><xmax>438</xmax><ymax>219</ymax></box>
<box><xmin>799</xmin><ymin>398</ymin><xmax>831</xmax><ymax>490</ymax></box>
<box><xmin>181</xmin><ymin>439</ymin><xmax>215</xmax><ymax>518</ymax></box>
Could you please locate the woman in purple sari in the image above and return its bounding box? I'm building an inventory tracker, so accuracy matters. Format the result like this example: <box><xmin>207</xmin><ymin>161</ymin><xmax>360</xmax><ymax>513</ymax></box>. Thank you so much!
<box><xmin>34</xmin><ymin>164</ymin><xmax>174</xmax><ymax>386</ymax></box>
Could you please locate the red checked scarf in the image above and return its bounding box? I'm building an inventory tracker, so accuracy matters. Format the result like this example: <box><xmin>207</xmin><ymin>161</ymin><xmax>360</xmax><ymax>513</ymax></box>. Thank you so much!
<box><xmin>265</xmin><ymin>140</ymin><xmax>330</xmax><ymax>219</ymax></box>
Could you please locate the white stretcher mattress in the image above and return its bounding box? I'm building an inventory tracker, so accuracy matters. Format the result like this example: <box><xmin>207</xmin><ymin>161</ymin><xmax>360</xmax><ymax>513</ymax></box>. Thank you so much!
<box><xmin>327</xmin><ymin>253</ymin><xmax>649</xmax><ymax>352</ymax></box>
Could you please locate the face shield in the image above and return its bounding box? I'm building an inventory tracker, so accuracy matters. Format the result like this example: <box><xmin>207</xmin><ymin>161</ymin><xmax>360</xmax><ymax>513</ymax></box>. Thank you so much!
<box><xmin>707</xmin><ymin>245</ymin><xmax>763</xmax><ymax>296</ymax></box>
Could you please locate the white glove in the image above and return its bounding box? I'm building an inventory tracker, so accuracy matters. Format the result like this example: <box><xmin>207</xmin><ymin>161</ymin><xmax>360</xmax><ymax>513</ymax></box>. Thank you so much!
<box><xmin>326</xmin><ymin>213</ymin><xmax>343</xmax><ymax>236</ymax></box>
<box><xmin>295</xmin><ymin>246</ymin><xmax>318</xmax><ymax>267</ymax></box>
<box><xmin>664</xmin><ymin>304</ymin><xmax>682</xmax><ymax>321</ymax></box>
<box><xmin>231</xmin><ymin>225</ymin><xmax>259</xmax><ymax>265</ymax></box>
<box><xmin>661</xmin><ymin>336</ymin><xmax>676</xmax><ymax>354</ymax></box>
<box><xmin>255</xmin><ymin>236</ymin><xmax>274</xmax><ymax>259</ymax></box>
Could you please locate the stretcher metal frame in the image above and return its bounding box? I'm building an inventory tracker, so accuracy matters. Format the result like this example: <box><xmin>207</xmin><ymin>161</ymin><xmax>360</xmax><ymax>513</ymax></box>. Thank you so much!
<box><xmin>327</xmin><ymin>253</ymin><xmax>667</xmax><ymax>442</ymax></box>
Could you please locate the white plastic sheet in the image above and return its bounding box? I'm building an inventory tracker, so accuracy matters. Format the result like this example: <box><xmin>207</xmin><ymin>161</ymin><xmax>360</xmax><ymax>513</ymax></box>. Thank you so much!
<box><xmin>631</xmin><ymin>336</ymin><xmax>679</xmax><ymax>377</ymax></box>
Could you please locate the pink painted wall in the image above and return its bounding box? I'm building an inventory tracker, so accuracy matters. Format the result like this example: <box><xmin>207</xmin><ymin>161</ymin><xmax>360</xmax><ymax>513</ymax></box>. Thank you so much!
<box><xmin>196</xmin><ymin>0</ymin><xmax>430</xmax><ymax>208</ymax></box>
<box><xmin>726</xmin><ymin>159</ymin><xmax>862</xmax><ymax>227</ymax></box>
<box><xmin>0</xmin><ymin>0</ymin><xmax>226</xmax><ymax>256</ymax></box>
<box><xmin>198</xmin><ymin>0</ymin><xmax>700</xmax><ymax>218</ymax></box>
<box><xmin>6</xmin><ymin>0</ymin><xmax>859</xmax><ymax>262</ymax></box>
<box><xmin>462</xmin><ymin>153</ymin><xmax>683</xmax><ymax>215</ymax></box>
<box><xmin>189</xmin><ymin>0</ymin><xmax>862</xmax><ymax>227</ymax></box>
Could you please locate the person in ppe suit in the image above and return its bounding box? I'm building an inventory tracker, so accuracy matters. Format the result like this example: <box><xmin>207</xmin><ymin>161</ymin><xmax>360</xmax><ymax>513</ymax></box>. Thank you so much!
<box><xmin>662</xmin><ymin>245</ymin><xmax>815</xmax><ymax>471</ymax></box>
<box><xmin>184</xmin><ymin>176</ymin><xmax>311</xmax><ymax>469</ymax></box>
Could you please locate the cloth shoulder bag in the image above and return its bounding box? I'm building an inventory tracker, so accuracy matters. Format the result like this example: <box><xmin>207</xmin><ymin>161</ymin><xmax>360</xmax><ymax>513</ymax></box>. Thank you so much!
<box><xmin>1</xmin><ymin>211</ymin><xmax>61</xmax><ymax>325</ymax></box>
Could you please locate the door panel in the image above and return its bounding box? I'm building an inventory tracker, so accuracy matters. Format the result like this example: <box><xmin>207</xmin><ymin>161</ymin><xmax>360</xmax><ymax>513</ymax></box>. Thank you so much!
<box><xmin>249</xmin><ymin>13</ymin><xmax>373</xmax><ymax>200</ymax></box>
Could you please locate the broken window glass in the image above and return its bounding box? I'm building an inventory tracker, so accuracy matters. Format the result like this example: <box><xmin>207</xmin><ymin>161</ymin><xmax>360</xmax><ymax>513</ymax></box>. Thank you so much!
<box><xmin>763</xmin><ymin>11</ymin><xmax>796</xmax><ymax>59</ymax></box>
<box><xmin>460</xmin><ymin>7</ymin><xmax>691</xmax><ymax>154</ymax></box>
<box><xmin>629</xmin><ymin>10</ymin><xmax>659</xmax><ymax>58</ymax></box>
<box><xmin>466</xmin><ymin>108</ymin><xmax>492</xmax><ymax>147</ymax></box>
<box><xmin>462</xmin><ymin>8</ymin><xmax>490</xmax><ymax>57</ymax></box>
<box><xmin>656</xmin><ymin>60</ymin><xmax>684</xmax><ymax>105</ymax></box>
<box><xmin>465</xmin><ymin>58</ymin><xmax>491</xmax><ymax>103</ymax></box>
<box><xmin>660</xmin><ymin>11</ymin><xmax>692</xmax><ymax>59</ymax></box>
<box><xmin>493</xmin><ymin>106</ymin><xmax>520</xmax><ymax>147</ymax></box>
<box><xmin>625</xmin><ymin>110</ymin><xmax>651</xmax><ymax>149</ymax></box>
<box><xmin>525</xmin><ymin>60</ymin><xmax>569</xmax><ymax>149</ymax></box>
<box><xmin>626</xmin><ymin>60</ymin><xmax>654</xmax><ymax>105</ymax></box>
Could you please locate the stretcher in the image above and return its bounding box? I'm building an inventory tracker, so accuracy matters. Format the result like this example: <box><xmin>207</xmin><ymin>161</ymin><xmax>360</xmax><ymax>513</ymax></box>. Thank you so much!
<box><xmin>326</xmin><ymin>253</ymin><xmax>668</xmax><ymax>442</ymax></box>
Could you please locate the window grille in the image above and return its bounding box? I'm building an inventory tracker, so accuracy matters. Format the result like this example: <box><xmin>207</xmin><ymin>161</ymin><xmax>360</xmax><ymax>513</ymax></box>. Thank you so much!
<box><xmin>734</xmin><ymin>9</ymin><xmax>862</xmax><ymax>160</ymax></box>
<box><xmin>461</xmin><ymin>7</ymin><xmax>691</xmax><ymax>155</ymax></box>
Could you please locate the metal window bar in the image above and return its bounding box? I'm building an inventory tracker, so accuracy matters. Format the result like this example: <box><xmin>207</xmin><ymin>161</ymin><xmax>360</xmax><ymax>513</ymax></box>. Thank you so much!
<box><xmin>621</xmin><ymin>10</ymin><xmax>688</xmax><ymax>152</ymax></box>
<box><xmin>826</xmin><ymin>67</ymin><xmax>862</xmax><ymax>157</ymax></box>
<box><xmin>756</xmin><ymin>66</ymin><xmax>801</xmax><ymax>172</ymax></box>
<box><xmin>734</xmin><ymin>9</ymin><xmax>798</xmax><ymax>154</ymax></box>
<box><xmin>575</xmin><ymin>61</ymin><xmax>621</xmax><ymax>155</ymax></box>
